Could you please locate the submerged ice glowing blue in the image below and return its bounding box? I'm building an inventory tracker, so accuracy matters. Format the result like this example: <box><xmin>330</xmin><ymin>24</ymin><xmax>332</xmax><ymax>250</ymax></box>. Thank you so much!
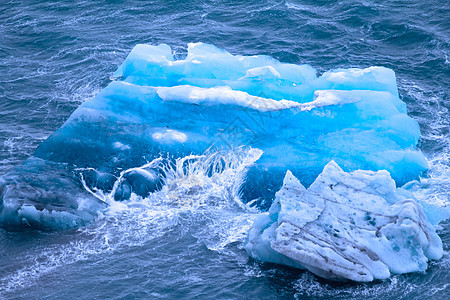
<box><xmin>0</xmin><ymin>43</ymin><xmax>429</xmax><ymax>230</ymax></box>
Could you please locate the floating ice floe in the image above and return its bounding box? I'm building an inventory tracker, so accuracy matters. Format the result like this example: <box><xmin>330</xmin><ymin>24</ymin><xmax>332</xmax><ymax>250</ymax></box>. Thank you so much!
<box><xmin>245</xmin><ymin>161</ymin><xmax>443</xmax><ymax>282</ymax></box>
<box><xmin>0</xmin><ymin>43</ymin><xmax>432</xmax><ymax>229</ymax></box>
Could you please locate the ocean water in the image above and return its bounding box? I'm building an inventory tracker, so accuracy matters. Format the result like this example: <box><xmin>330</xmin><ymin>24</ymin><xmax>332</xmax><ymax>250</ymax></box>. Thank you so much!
<box><xmin>0</xmin><ymin>0</ymin><xmax>449</xmax><ymax>299</ymax></box>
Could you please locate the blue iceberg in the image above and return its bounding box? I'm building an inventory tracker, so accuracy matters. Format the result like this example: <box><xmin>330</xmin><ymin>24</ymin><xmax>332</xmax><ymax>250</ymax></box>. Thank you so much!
<box><xmin>0</xmin><ymin>43</ymin><xmax>429</xmax><ymax>231</ymax></box>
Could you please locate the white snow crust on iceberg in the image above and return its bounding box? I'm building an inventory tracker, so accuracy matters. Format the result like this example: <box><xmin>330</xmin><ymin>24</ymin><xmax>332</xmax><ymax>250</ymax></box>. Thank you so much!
<box><xmin>245</xmin><ymin>161</ymin><xmax>443</xmax><ymax>282</ymax></box>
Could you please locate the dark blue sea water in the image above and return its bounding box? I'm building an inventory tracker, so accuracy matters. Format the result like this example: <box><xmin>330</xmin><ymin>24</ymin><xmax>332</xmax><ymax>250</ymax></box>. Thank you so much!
<box><xmin>0</xmin><ymin>0</ymin><xmax>449</xmax><ymax>298</ymax></box>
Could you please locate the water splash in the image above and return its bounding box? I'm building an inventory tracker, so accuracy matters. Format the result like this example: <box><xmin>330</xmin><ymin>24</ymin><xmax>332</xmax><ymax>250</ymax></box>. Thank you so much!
<box><xmin>0</xmin><ymin>148</ymin><xmax>262</xmax><ymax>295</ymax></box>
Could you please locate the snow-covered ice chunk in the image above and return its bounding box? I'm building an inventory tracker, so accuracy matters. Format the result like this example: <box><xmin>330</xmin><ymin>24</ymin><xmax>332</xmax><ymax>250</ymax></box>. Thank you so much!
<box><xmin>245</xmin><ymin>161</ymin><xmax>443</xmax><ymax>282</ymax></box>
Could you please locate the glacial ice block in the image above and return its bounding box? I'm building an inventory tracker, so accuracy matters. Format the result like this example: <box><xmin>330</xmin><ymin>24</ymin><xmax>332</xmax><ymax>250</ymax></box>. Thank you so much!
<box><xmin>36</xmin><ymin>44</ymin><xmax>427</xmax><ymax>189</ymax></box>
<box><xmin>102</xmin><ymin>43</ymin><xmax>427</xmax><ymax>189</ymax></box>
<box><xmin>0</xmin><ymin>43</ymin><xmax>428</xmax><ymax>229</ymax></box>
<box><xmin>245</xmin><ymin>161</ymin><xmax>443</xmax><ymax>282</ymax></box>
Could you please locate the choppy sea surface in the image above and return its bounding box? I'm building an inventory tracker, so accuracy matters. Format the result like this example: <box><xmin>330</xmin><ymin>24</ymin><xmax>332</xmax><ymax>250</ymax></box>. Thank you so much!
<box><xmin>0</xmin><ymin>0</ymin><xmax>449</xmax><ymax>299</ymax></box>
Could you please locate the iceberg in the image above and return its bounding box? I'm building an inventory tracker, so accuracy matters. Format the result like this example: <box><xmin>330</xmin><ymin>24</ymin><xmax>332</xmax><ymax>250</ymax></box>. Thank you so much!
<box><xmin>0</xmin><ymin>43</ymin><xmax>429</xmax><ymax>229</ymax></box>
<box><xmin>245</xmin><ymin>161</ymin><xmax>443</xmax><ymax>282</ymax></box>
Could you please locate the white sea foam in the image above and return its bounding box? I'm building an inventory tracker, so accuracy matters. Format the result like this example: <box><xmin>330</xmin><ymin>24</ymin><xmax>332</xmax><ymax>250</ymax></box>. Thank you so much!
<box><xmin>0</xmin><ymin>148</ymin><xmax>262</xmax><ymax>295</ymax></box>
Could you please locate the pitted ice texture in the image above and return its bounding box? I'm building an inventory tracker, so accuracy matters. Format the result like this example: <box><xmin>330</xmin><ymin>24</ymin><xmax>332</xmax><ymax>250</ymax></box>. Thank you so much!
<box><xmin>245</xmin><ymin>161</ymin><xmax>443</xmax><ymax>282</ymax></box>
